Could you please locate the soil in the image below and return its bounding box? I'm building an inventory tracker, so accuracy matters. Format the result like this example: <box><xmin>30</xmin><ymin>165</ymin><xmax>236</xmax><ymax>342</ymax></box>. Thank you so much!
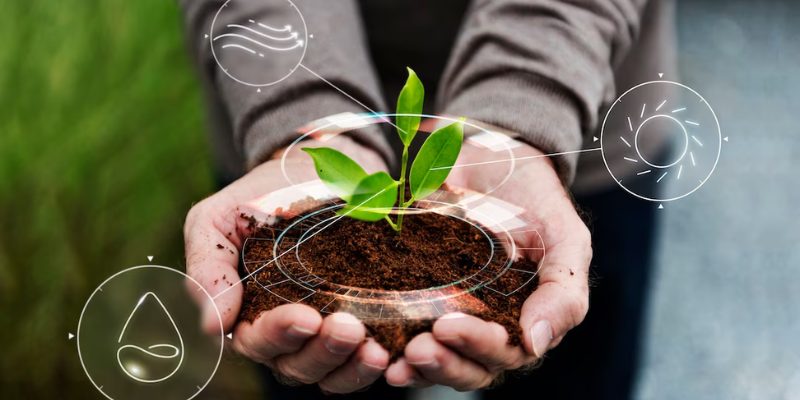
<box><xmin>238</xmin><ymin>199</ymin><xmax>539</xmax><ymax>359</ymax></box>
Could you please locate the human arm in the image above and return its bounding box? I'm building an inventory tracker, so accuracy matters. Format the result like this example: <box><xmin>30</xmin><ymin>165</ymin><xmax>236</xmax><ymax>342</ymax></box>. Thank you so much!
<box><xmin>176</xmin><ymin>0</ymin><xmax>394</xmax><ymax>169</ymax></box>
<box><xmin>387</xmin><ymin>0</ymin><xmax>648</xmax><ymax>389</ymax></box>
<box><xmin>176</xmin><ymin>0</ymin><xmax>398</xmax><ymax>392</ymax></box>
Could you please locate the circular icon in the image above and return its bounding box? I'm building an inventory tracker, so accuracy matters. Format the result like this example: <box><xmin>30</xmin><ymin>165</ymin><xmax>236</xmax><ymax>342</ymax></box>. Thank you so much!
<box><xmin>601</xmin><ymin>81</ymin><xmax>722</xmax><ymax>202</ymax></box>
<box><xmin>210</xmin><ymin>0</ymin><xmax>308</xmax><ymax>87</ymax></box>
<box><xmin>77</xmin><ymin>265</ymin><xmax>223</xmax><ymax>400</ymax></box>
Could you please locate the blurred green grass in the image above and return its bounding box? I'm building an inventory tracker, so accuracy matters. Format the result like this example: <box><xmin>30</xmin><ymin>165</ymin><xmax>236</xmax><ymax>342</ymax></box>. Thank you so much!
<box><xmin>0</xmin><ymin>0</ymin><xmax>233</xmax><ymax>397</ymax></box>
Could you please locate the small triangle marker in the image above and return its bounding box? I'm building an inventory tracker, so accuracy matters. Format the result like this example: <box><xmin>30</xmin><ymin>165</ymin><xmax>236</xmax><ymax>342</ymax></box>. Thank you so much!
<box><xmin>658</xmin><ymin>73</ymin><xmax>664</xmax><ymax>78</ymax></box>
<box><xmin>658</xmin><ymin>204</ymin><xmax>664</xmax><ymax>209</ymax></box>
<box><xmin>205</xmin><ymin>34</ymin><xmax>209</xmax><ymax>39</ymax></box>
<box><xmin>310</xmin><ymin>34</ymin><xmax>314</xmax><ymax>38</ymax></box>
<box><xmin>147</xmin><ymin>256</ymin><xmax>153</xmax><ymax>262</ymax></box>
<box><xmin>257</xmin><ymin>88</ymin><xmax>261</xmax><ymax>93</ymax></box>
<box><xmin>593</xmin><ymin>136</ymin><xmax>598</xmax><ymax>142</ymax></box>
<box><xmin>226</xmin><ymin>333</ymin><xmax>233</xmax><ymax>340</ymax></box>
<box><xmin>724</xmin><ymin>137</ymin><xmax>729</xmax><ymax>142</ymax></box>
<box><xmin>68</xmin><ymin>333</ymin><xmax>74</xmax><ymax>340</ymax></box>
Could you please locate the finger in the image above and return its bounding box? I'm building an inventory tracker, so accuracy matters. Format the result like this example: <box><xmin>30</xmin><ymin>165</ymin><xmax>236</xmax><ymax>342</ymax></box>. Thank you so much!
<box><xmin>385</xmin><ymin>357</ymin><xmax>434</xmax><ymax>388</ymax></box>
<box><xmin>433</xmin><ymin>313</ymin><xmax>535</xmax><ymax>372</ymax></box>
<box><xmin>272</xmin><ymin>313</ymin><xmax>365</xmax><ymax>384</ymax></box>
<box><xmin>318</xmin><ymin>339</ymin><xmax>389</xmax><ymax>393</ymax></box>
<box><xmin>404</xmin><ymin>332</ymin><xmax>494</xmax><ymax>391</ymax></box>
<box><xmin>520</xmin><ymin>225</ymin><xmax>592</xmax><ymax>358</ymax></box>
<box><xmin>232</xmin><ymin>304</ymin><xmax>322</xmax><ymax>363</ymax></box>
<box><xmin>184</xmin><ymin>199</ymin><xmax>245</xmax><ymax>335</ymax></box>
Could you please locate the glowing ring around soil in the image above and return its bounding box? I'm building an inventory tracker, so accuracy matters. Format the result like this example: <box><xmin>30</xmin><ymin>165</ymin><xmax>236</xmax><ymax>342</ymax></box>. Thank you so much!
<box><xmin>242</xmin><ymin>198</ymin><xmax>544</xmax><ymax>320</ymax></box>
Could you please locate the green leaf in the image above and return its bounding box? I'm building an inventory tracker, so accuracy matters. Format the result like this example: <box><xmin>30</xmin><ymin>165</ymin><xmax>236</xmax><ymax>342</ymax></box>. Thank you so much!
<box><xmin>396</xmin><ymin>67</ymin><xmax>424</xmax><ymax>146</ymax></box>
<box><xmin>302</xmin><ymin>147</ymin><xmax>367</xmax><ymax>202</ymax></box>
<box><xmin>409</xmin><ymin>118</ymin><xmax>465</xmax><ymax>200</ymax></box>
<box><xmin>338</xmin><ymin>172</ymin><xmax>399</xmax><ymax>221</ymax></box>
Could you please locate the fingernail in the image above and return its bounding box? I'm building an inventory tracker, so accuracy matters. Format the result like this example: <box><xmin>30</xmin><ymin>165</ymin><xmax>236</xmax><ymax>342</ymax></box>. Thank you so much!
<box><xmin>407</xmin><ymin>358</ymin><xmax>440</xmax><ymax>369</ymax></box>
<box><xmin>287</xmin><ymin>324</ymin><xmax>317</xmax><ymax>339</ymax></box>
<box><xmin>439</xmin><ymin>312</ymin><xmax>467</xmax><ymax>320</ymax></box>
<box><xmin>389</xmin><ymin>377</ymin><xmax>415</xmax><ymax>387</ymax></box>
<box><xmin>530</xmin><ymin>320</ymin><xmax>553</xmax><ymax>358</ymax></box>
<box><xmin>356</xmin><ymin>361</ymin><xmax>387</xmax><ymax>376</ymax></box>
<box><xmin>325</xmin><ymin>334</ymin><xmax>361</xmax><ymax>355</ymax></box>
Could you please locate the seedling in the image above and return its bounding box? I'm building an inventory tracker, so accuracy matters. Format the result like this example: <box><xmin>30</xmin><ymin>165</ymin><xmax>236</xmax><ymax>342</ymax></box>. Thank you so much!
<box><xmin>302</xmin><ymin>68</ymin><xmax>464</xmax><ymax>234</ymax></box>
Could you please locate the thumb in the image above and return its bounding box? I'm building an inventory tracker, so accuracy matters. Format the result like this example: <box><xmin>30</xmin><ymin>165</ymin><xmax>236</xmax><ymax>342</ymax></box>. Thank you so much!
<box><xmin>518</xmin><ymin>241</ymin><xmax>591</xmax><ymax>358</ymax></box>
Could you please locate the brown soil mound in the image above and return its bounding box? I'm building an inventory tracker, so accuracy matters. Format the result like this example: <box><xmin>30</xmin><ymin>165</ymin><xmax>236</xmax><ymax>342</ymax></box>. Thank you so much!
<box><xmin>238</xmin><ymin>202</ymin><xmax>538</xmax><ymax>359</ymax></box>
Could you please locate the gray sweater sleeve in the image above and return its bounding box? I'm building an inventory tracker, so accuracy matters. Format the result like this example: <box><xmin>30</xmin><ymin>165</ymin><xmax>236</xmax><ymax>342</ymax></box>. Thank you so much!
<box><xmin>177</xmin><ymin>0</ymin><xmax>393</xmax><ymax>170</ymax></box>
<box><xmin>437</xmin><ymin>0</ymin><xmax>647</xmax><ymax>184</ymax></box>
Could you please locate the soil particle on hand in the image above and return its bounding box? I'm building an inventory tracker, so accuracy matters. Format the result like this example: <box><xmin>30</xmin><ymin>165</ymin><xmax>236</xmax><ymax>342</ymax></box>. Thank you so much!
<box><xmin>570</xmin><ymin>269</ymin><xmax>574</xmax><ymax>276</ymax></box>
<box><xmin>239</xmin><ymin>204</ymin><xmax>539</xmax><ymax>359</ymax></box>
<box><xmin>216</xmin><ymin>243</ymin><xmax>224</xmax><ymax>249</ymax></box>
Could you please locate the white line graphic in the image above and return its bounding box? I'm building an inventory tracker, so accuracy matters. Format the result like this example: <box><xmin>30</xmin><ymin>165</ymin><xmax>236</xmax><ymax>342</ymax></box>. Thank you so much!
<box><xmin>257</xmin><ymin>23</ymin><xmax>291</xmax><ymax>32</ymax></box>
<box><xmin>299</xmin><ymin>63</ymin><xmax>409</xmax><ymax>137</ymax></box>
<box><xmin>621</xmin><ymin>136</ymin><xmax>631</xmax><ymax>147</ymax></box>
<box><xmin>430</xmin><ymin>148</ymin><xmax>602</xmax><ymax>170</ymax></box>
<box><xmin>637</xmin><ymin>170</ymin><xmax>652</xmax><ymax>175</ymax></box>
<box><xmin>672</xmin><ymin>107</ymin><xmax>686</xmax><ymax>113</ymax></box>
<box><xmin>657</xmin><ymin>172</ymin><xmax>667</xmax><ymax>183</ymax></box>
<box><xmin>624</xmin><ymin>157</ymin><xmax>638</xmax><ymax>163</ymax></box>
<box><xmin>213</xmin><ymin>34</ymin><xmax>303</xmax><ymax>51</ymax></box>
<box><xmin>227</xmin><ymin>24</ymin><xmax>297</xmax><ymax>41</ymax></box>
<box><xmin>222</xmin><ymin>44</ymin><xmax>255</xmax><ymax>54</ymax></box>
<box><xmin>686</xmin><ymin>120</ymin><xmax>700</xmax><ymax>126</ymax></box>
<box><xmin>117</xmin><ymin>292</ymin><xmax>184</xmax><ymax>384</ymax></box>
<box><xmin>656</xmin><ymin>100</ymin><xmax>666</xmax><ymax>111</ymax></box>
<box><xmin>692</xmin><ymin>135</ymin><xmax>703</xmax><ymax>146</ymax></box>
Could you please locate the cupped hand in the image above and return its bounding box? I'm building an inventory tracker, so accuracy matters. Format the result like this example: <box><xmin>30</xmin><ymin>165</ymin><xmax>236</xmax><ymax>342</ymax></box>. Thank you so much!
<box><xmin>183</xmin><ymin>135</ymin><xmax>392</xmax><ymax>393</ymax></box>
<box><xmin>385</xmin><ymin>141</ymin><xmax>592</xmax><ymax>390</ymax></box>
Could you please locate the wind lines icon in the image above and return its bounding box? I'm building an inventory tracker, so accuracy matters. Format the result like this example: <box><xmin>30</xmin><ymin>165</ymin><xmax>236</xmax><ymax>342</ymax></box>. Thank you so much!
<box><xmin>215</xmin><ymin>20</ymin><xmax>303</xmax><ymax>57</ymax></box>
<box><xmin>116</xmin><ymin>292</ymin><xmax>184</xmax><ymax>384</ymax></box>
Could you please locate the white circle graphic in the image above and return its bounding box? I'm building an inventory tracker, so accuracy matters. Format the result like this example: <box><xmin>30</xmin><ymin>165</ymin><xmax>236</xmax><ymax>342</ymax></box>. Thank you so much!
<box><xmin>210</xmin><ymin>0</ymin><xmax>308</xmax><ymax>87</ymax></box>
<box><xmin>600</xmin><ymin>80</ymin><xmax>722</xmax><ymax>202</ymax></box>
<box><xmin>634</xmin><ymin>114</ymin><xmax>688</xmax><ymax>169</ymax></box>
<box><xmin>77</xmin><ymin>265</ymin><xmax>223</xmax><ymax>400</ymax></box>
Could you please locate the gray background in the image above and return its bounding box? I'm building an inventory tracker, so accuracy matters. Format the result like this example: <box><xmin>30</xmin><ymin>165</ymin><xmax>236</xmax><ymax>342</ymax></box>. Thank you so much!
<box><xmin>636</xmin><ymin>0</ymin><xmax>800</xmax><ymax>399</ymax></box>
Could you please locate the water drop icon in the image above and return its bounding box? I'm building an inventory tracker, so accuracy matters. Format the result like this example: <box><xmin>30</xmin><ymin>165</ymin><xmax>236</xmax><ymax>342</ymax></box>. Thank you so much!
<box><xmin>116</xmin><ymin>292</ymin><xmax>184</xmax><ymax>383</ymax></box>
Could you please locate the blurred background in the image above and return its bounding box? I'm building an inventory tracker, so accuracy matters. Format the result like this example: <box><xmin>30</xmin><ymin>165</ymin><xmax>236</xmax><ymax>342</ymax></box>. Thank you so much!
<box><xmin>0</xmin><ymin>0</ymin><xmax>797</xmax><ymax>399</ymax></box>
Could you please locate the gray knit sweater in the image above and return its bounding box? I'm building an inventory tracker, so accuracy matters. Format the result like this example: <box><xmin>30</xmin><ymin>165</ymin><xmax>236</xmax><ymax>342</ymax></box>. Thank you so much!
<box><xmin>178</xmin><ymin>0</ymin><xmax>675</xmax><ymax>193</ymax></box>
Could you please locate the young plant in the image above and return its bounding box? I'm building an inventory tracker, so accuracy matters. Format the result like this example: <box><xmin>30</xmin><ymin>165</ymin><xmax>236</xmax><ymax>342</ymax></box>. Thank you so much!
<box><xmin>302</xmin><ymin>68</ymin><xmax>463</xmax><ymax>234</ymax></box>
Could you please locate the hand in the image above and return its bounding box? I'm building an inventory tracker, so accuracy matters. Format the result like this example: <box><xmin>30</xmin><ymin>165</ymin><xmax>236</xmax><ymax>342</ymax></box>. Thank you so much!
<box><xmin>184</xmin><ymin>135</ymin><xmax>393</xmax><ymax>393</ymax></box>
<box><xmin>384</xmin><ymin>141</ymin><xmax>592</xmax><ymax>390</ymax></box>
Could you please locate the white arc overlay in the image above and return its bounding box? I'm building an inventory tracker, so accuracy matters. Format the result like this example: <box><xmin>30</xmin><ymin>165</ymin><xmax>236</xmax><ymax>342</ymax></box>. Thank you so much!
<box><xmin>116</xmin><ymin>292</ymin><xmax>185</xmax><ymax>384</ymax></box>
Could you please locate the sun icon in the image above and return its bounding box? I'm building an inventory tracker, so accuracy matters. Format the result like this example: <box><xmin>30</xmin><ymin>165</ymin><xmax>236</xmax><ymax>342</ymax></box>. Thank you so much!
<box><xmin>601</xmin><ymin>80</ymin><xmax>722</xmax><ymax>203</ymax></box>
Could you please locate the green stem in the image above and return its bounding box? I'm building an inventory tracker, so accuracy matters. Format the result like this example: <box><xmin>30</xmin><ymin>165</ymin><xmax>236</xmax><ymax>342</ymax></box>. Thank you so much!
<box><xmin>394</xmin><ymin>146</ymin><xmax>410</xmax><ymax>233</ymax></box>
<box><xmin>384</xmin><ymin>216</ymin><xmax>399</xmax><ymax>232</ymax></box>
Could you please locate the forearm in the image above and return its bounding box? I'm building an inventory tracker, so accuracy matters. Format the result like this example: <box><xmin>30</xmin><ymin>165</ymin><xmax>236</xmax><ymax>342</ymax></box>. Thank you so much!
<box><xmin>438</xmin><ymin>0</ymin><xmax>647</xmax><ymax>184</ymax></box>
<box><xmin>176</xmin><ymin>0</ymin><xmax>393</xmax><ymax>169</ymax></box>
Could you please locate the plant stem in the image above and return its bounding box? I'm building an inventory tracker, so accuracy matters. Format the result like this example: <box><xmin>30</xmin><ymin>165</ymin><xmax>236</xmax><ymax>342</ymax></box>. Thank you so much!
<box><xmin>394</xmin><ymin>146</ymin><xmax>410</xmax><ymax>233</ymax></box>
<box><xmin>384</xmin><ymin>216</ymin><xmax>399</xmax><ymax>232</ymax></box>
